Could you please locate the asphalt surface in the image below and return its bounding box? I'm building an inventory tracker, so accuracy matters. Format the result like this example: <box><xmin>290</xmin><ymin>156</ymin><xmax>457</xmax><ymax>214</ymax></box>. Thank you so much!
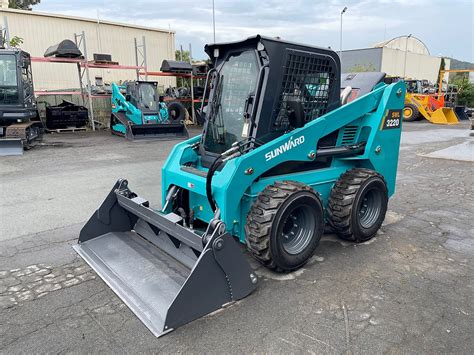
<box><xmin>1</xmin><ymin>122</ymin><xmax>473</xmax><ymax>353</ymax></box>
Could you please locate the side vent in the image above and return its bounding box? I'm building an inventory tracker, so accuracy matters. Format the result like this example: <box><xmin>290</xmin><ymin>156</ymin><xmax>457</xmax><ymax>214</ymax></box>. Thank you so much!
<box><xmin>341</xmin><ymin>125</ymin><xmax>358</xmax><ymax>145</ymax></box>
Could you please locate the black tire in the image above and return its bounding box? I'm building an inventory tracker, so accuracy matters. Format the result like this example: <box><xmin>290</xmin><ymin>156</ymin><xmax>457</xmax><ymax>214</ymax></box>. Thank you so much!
<box><xmin>245</xmin><ymin>181</ymin><xmax>324</xmax><ymax>272</ymax></box>
<box><xmin>328</xmin><ymin>168</ymin><xmax>388</xmax><ymax>243</ymax></box>
<box><xmin>403</xmin><ymin>103</ymin><xmax>419</xmax><ymax>122</ymax></box>
<box><xmin>167</xmin><ymin>101</ymin><xmax>186</xmax><ymax>123</ymax></box>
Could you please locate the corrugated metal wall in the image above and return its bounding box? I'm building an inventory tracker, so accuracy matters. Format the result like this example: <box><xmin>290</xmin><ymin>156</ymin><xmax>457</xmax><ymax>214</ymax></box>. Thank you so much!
<box><xmin>341</xmin><ymin>46</ymin><xmax>449</xmax><ymax>83</ymax></box>
<box><xmin>381</xmin><ymin>48</ymin><xmax>450</xmax><ymax>83</ymax></box>
<box><xmin>1</xmin><ymin>8</ymin><xmax>176</xmax><ymax>90</ymax></box>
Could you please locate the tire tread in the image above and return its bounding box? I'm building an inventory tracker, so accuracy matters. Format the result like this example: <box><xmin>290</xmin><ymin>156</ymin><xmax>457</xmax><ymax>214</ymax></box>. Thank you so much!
<box><xmin>245</xmin><ymin>181</ymin><xmax>321</xmax><ymax>272</ymax></box>
<box><xmin>327</xmin><ymin>168</ymin><xmax>387</xmax><ymax>242</ymax></box>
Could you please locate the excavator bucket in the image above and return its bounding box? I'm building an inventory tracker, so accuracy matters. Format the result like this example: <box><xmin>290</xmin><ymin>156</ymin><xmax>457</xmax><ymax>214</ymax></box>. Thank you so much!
<box><xmin>73</xmin><ymin>179</ymin><xmax>258</xmax><ymax>337</ymax></box>
<box><xmin>0</xmin><ymin>138</ymin><xmax>24</xmax><ymax>156</ymax></box>
<box><xmin>428</xmin><ymin>108</ymin><xmax>459</xmax><ymax>125</ymax></box>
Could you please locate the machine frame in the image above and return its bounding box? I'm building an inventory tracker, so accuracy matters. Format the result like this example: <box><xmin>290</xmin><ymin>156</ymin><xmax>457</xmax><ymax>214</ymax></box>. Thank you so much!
<box><xmin>161</xmin><ymin>36</ymin><xmax>405</xmax><ymax>241</ymax></box>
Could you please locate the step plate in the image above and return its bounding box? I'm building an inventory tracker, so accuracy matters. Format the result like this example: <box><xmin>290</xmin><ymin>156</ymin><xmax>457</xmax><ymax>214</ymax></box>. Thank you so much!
<box><xmin>73</xmin><ymin>231</ymin><xmax>191</xmax><ymax>337</ymax></box>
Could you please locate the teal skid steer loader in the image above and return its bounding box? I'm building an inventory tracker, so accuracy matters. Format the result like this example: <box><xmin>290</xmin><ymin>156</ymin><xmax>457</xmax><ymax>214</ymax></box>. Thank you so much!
<box><xmin>110</xmin><ymin>81</ymin><xmax>188</xmax><ymax>140</ymax></box>
<box><xmin>74</xmin><ymin>36</ymin><xmax>405</xmax><ymax>337</ymax></box>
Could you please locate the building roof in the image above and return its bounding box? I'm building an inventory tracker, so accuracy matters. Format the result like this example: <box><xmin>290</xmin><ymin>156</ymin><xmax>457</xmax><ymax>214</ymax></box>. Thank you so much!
<box><xmin>373</xmin><ymin>35</ymin><xmax>430</xmax><ymax>55</ymax></box>
<box><xmin>0</xmin><ymin>8</ymin><xmax>175</xmax><ymax>34</ymax></box>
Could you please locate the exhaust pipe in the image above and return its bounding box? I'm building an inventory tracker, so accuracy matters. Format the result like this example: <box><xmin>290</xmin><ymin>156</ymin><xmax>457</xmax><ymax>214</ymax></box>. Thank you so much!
<box><xmin>73</xmin><ymin>179</ymin><xmax>258</xmax><ymax>337</ymax></box>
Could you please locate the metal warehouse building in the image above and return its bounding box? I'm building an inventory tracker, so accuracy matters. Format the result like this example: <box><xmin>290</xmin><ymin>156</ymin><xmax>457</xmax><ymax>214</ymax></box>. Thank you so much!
<box><xmin>0</xmin><ymin>8</ymin><xmax>176</xmax><ymax>91</ymax></box>
<box><xmin>341</xmin><ymin>35</ymin><xmax>451</xmax><ymax>83</ymax></box>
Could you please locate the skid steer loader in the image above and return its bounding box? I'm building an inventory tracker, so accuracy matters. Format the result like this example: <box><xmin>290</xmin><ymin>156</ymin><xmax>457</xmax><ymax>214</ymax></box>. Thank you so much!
<box><xmin>74</xmin><ymin>35</ymin><xmax>405</xmax><ymax>337</ymax></box>
<box><xmin>110</xmin><ymin>81</ymin><xmax>188</xmax><ymax>140</ymax></box>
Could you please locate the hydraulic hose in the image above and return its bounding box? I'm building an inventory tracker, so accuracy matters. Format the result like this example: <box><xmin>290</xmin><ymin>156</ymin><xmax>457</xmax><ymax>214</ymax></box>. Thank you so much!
<box><xmin>206</xmin><ymin>155</ymin><xmax>224</xmax><ymax>213</ymax></box>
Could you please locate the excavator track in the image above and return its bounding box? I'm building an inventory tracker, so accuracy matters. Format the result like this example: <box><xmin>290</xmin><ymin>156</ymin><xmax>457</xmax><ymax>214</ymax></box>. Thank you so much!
<box><xmin>5</xmin><ymin>121</ymin><xmax>43</xmax><ymax>149</ymax></box>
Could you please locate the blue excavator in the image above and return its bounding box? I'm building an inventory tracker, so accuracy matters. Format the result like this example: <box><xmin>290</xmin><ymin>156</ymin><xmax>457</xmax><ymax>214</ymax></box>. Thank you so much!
<box><xmin>110</xmin><ymin>81</ymin><xmax>188</xmax><ymax>140</ymax></box>
<box><xmin>74</xmin><ymin>35</ymin><xmax>405</xmax><ymax>337</ymax></box>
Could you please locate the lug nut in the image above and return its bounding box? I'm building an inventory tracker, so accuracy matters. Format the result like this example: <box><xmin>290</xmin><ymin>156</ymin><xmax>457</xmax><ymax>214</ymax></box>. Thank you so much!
<box><xmin>250</xmin><ymin>273</ymin><xmax>258</xmax><ymax>284</ymax></box>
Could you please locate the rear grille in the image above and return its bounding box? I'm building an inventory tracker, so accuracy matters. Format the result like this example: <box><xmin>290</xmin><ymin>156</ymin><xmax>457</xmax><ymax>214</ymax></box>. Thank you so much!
<box><xmin>273</xmin><ymin>49</ymin><xmax>337</xmax><ymax>129</ymax></box>
<box><xmin>341</xmin><ymin>125</ymin><xmax>358</xmax><ymax>145</ymax></box>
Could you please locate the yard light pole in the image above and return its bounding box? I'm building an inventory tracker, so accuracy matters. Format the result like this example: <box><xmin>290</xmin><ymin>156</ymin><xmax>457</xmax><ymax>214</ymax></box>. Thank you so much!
<box><xmin>339</xmin><ymin>6</ymin><xmax>347</xmax><ymax>59</ymax></box>
<box><xmin>212</xmin><ymin>0</ymin><xmax>216</xmax><ymax>43</ymax></box>
<box><xmin>403</xmin><ymin>34</ymin><xmax>412</xmax><ymax>78</ymax></box>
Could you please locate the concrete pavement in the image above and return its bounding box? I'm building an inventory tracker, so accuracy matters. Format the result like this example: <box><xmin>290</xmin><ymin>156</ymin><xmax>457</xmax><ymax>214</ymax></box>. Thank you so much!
<box><xmin>1</xmin><ymin>122</ymin><xmax>473</xmax><ymax>353</ymax></box>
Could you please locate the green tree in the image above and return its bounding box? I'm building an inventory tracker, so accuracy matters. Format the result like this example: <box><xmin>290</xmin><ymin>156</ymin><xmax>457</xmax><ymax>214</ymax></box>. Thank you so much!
<box><xmin>8</xmin><ymin>0</ymin><xmax>41</xmax><ymax>10</ymax></box>
<box><xmin>9</xmin><ymin>36</ymin><xmax>23</xmax><ymax>48</ymax></box>
<box><xmin>175</xmin><ymin>49</ymin><xmax>190</xmax><ymax>63</ymax></box>
<box><xmin>452</xmin><ymin>75</ymin><xmax>474</xmax><ymax>107</ymax></box>
<box><xmin>437</xmin><ymin>57</ymin><xmax>445</xmax><ymax>86</ymax></box>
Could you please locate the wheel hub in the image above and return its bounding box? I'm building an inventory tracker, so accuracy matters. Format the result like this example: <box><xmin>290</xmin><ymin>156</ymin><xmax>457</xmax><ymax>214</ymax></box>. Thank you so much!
<box><xmin>403</xmin><ymin>107</ymin><xmax>412</xmax><ymax>117</ymax></box>
<box><xmin>281</xmin><ymin>205</ymin><xmax>315</xmax><ymax>255</ymax></box>
<box><xmin>358</xmin><ymin>188</ymin><xmax>383</xmax><ymax>229</ymax></box>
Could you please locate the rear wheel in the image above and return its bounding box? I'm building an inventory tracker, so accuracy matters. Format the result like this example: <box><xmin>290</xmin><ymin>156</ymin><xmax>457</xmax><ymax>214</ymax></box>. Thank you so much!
<box><xmin>245</xmin><ymin>181</ymin><xmax>324</xmax><ymax>272</ymax></box>
<box><xmin>403</xmin><ymin>103</ymin><xmax>419</xmax><ymax>122</ymax></box>
<box><xmin>328</xmin><ymin>168</ymin><xmax>388</xmax><ymax>243</ymax></box>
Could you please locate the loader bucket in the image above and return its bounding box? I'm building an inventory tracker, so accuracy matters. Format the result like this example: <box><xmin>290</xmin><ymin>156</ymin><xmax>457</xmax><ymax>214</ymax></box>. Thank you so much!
<box><xmin>0</xmin><ymin>138</ymin><xmax>24</xmax><ymax>156</ymax></box>
<box><xmin>127</xmin><ymin>123</ymin><xmax>188</xmax><ymax>140</ymax></box>
<box><xmin>73</xmin><ymin>180</ymin><xmax>258</xmax><ymax>337</ymax></box>
<box><xmin>428</xmin><ymin>108</ymin><xmax>459</xmax><ymax>125</ymax></box>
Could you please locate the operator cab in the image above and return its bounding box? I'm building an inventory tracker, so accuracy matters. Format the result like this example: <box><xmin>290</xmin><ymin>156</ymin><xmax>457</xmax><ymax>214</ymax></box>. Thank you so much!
<box><xmin>0</xmin><ymin>49</ymin><xmax>37</xmax><ymax>124</ymax></box>
<box><xmin>199</xmin><ymin>35</ymin><xmax>341</xmax><ymax>167</ymax></box>
<box><xmin>125</xmin><ymin>81</ymin><xmax>163</xmax><ymax>115</ymax></box>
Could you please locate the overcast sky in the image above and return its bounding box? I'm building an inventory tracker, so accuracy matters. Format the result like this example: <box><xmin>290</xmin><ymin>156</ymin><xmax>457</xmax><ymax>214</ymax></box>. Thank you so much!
<box><xmin>35</xmin><ymin>0</ymin><xmax>473</xmax><ymax>62</ymax></box>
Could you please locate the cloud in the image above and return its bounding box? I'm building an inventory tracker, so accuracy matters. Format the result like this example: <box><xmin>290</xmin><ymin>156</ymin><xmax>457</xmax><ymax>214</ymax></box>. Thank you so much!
<box><xmin>34</xmin><ymin>0</ymin><xmax>473</xmax><ymax>61</ymax></box>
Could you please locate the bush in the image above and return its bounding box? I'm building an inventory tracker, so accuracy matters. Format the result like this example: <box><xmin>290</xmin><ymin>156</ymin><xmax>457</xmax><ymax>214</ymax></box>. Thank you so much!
<box><xmin>453</xmin><ymin>76</ymin><xmax>474</xmax><ymax>107</ymax></box>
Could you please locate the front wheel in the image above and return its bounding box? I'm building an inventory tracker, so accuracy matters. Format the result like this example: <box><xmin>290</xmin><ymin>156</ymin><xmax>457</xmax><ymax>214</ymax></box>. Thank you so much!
<box><xmin>328</xmin><ymin>169</ymin><xmax>388</xmax><ymax>243</ymax></box>
<box><xmin>245</xmin><ymin>181</ymin><xmax>324</xmax><ymax>272</ymax></box>
<box><xmin>403</xmin><ymin>103</ymin><xmax>419</xmax><ymax>122</ymax></box>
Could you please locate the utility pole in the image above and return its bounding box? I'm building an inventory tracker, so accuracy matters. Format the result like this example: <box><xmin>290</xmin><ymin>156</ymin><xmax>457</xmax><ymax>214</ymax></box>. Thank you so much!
<box><xmin>339</xmin><ymin>7</ymin><xmax>348</xmax><ymax>59</ymax></box>
<box><xmin>403</xmin><ymin>34</ymin><xmax>412</xmax><ymax>78</ymax></box>
<box><xmin>212</xmin><ymin>0</ymin><xmax>216</xmax><ymax>43</ymax></box>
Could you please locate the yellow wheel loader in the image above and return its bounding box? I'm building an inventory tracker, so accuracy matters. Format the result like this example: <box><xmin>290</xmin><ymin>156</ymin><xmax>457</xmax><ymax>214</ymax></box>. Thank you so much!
<box><xmin>403</xmin><ymin>85</ymin><xmax>458</xmax><ymax>125</ymax></box>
